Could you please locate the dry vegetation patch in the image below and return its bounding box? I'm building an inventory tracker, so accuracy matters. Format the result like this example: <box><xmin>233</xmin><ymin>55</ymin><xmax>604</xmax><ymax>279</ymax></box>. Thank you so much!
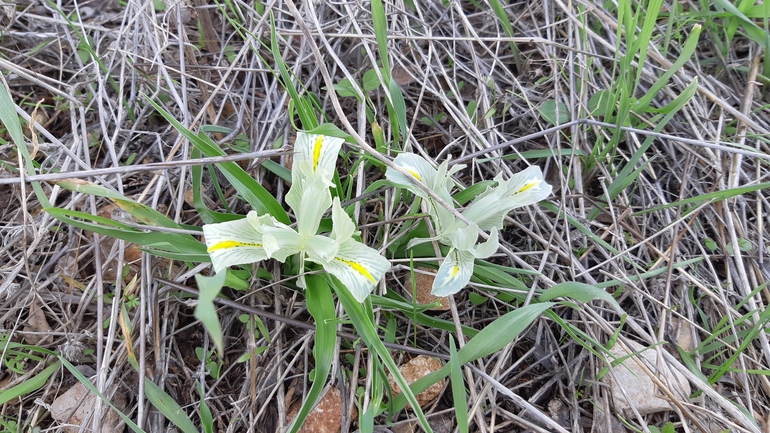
<box><xmin>1</xmin><ymin>0</ymin><xmax>769</xmax><ymax>432</ymax></box>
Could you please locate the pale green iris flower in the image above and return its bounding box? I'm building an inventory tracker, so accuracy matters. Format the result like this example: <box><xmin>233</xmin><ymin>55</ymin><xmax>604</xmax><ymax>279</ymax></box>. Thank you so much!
<box><xmin>202</xmin><ymin>132</ymin><xmax>391</xmax><ymax>302</ymax></box>
<box><xmin>386</xmin><ymin>154</ymin><xmax>552</xmax><ymax>297</ymax></box>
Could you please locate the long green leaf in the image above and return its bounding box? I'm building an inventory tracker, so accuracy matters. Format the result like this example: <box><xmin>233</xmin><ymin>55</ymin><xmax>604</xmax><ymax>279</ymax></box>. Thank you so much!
<box><xmin>330</xmin><ymin>276</ymin><xmax>433</xmax><ymax>432</ymax></box>
<box><xmin>391</xmin><ymin>302</ymin><xmax>553</xmax><ymax>412</ymax></box>
<box><xmin>373</xmin><ymin>293</ymin><xmax>479</xmax><ymax>337</ymax></box>
<box><xmin>590</xmin><ymin>77</ymin><xmax>699</xmax><ymax>220</ymax></box>
<box><xmin>632</xmin><ymin>0</ymin><xmax>664</xmax><ymax>88</ymax></box>
<box><xmin>539</xmin><ymin>282</ymin><xmax>622</xmax><ymax>313</ymax></box>
<box><xmin>144</xmin><ymin>96</ymin><xmax>289</xmax><ymax>224</ymax></box>
<box><xmin>197</xmin><ymin>381</ymin><xmax>215</xmax><ymax>433</ymax></box>
<box><xmin>370</xmin><ymin>0</ymin><xmax>391</xmax><ymax>80</ymax></box>
<box><xmin>633</xmin><ymin>182</ymin><xmax>770</xmax><ymax>216</ymax></box>
<box><xmin>713</xmin><ymin>0</ymin><xmax>770</xmax><ymax>50</ymax></box>
<box><xmin>144</xmin><ymin>378</ymin><xmax>199</xmax><ymax>433</ymax></box>
<box><xmin>52</xmin><ymin>179</ymin><xmax>197</xmax><ymax>229</ymax></box>
<box><xmin>0</xmin><ymin>360</ymin><xmax>61</xmax><ymax>406</ymax></box>
<box><xmin>389</xmin><ymin>80</ymin><xmax>408</xmax><ymax>143</ymax></box>
<box><xmin>0</xmin><ymin>81</ymin><xmax>51</xmax><ymax>208</ymax></box>
<box><xmin>287</xmin><ymin>275</ymin><xmax>338</xmax><ymax>433</ymax></box>
<box><xmin>44</xmin><ymin>208</ymin><xmax>209</xmax><ymax>262</ymax></box>
<box><xmin>632</xmin><ymin>24</ymin><xmax>701</xmax><ymax>114</ymax></box>
<box><xmin>449</xmin><ymin>340</ymin><xmax>469</xmax><ymax>433</ymax></box>
<box><xmin>270</xmin><ymin>13</ymin><xmax>318</xmax><ymax>129</ymax></box>
<box><xmin>488</xmin><ymin>0</ymin><xmax>523</xmax><ymax>71</ymax></box>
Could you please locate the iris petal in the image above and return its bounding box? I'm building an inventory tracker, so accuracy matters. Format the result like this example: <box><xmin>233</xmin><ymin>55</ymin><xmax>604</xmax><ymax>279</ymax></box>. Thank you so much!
<box><xmin>203</xmin><ymin>216</ymin><xmax>269</xmax><ymax>273</ymax></box>
<box><xmin>431</xmin><ymin>249</ymin><xmax>475</xmax><ymax>297</ymax></box>
<box><xmin>320</xmin><ymin>239</ymin><xmax>391</xmax><ymax>302</ymax></box>
<box><xmin>463</xmin><ymin>166</ymin><xmax>552</xmax><ymax>230</ymax></box>
<box><xmin>293</xmin><ymin>132</ymin><xmax>345</xmax><ymax>183</ymax></box>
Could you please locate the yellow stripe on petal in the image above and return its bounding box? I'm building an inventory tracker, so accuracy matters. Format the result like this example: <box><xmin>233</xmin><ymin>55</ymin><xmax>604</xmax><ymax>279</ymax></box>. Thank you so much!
<box><xmin>334</xmin><ymin>257</ymin><xmax>376</xmax><ymax>283</ymax></box>
<box><xmin>516</xmin><ymin>179</ymin><xmax>542</xmax><ymax>194</ymax></box>
<box><xmin>313</xmin><ymin>135</ymin><xmax>324</xmax><ymax>172</ymax></box>
<box><xmin>207</xmin><ymin>240</ymin><xmax>263</xmax><ymax>253</ymax></box>
<box><xmin>406</xmin><ymin>168</ymin><xmax>422</xmax><ymax>181</ymax></box>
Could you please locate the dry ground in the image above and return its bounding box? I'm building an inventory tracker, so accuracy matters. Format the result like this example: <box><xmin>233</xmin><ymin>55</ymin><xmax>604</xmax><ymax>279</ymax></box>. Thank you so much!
<box><xmin>1</xmin><ymin>0</ymin><xmax>770</xmax><ymax>432</ymax></box>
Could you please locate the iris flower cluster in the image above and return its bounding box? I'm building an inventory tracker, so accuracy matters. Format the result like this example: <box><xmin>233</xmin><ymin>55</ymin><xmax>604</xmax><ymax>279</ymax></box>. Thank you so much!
<box><xmin>203</xmin><ymin>131</ymin><xmax>552</xmax><ymax>301</ymax></box>
<box><xmin>385</xmin><ymin>154</ymin><xmax>552</xmax><ymax>296</ymax></box>
<box><xmin>202</xmin><ymin>132</ymin><xmax>391</xmax><ymax>302</ymax></box>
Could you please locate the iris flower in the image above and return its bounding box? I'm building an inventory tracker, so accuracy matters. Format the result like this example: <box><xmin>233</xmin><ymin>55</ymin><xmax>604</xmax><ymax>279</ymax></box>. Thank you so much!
<box><xmin>386</xmin><ymin>154</ymin><xmax>552</xmax><ymax>296</ymax></box>
<box><xmin>202</xmin><ymin>132</ymin><xmax>391</xmax><ymax>302</ymax></box>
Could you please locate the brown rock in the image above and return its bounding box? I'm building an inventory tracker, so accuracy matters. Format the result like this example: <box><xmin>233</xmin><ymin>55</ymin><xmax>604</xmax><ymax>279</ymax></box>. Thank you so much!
<box><xmin>287</xmin><ymin>387</ymin><xmax>353</xmax><ymax>433</ymax></box>
<box><xmin>388</xmin><ymin>355</ymin><xmax>445</xmax><ymax>408</ymax></box>
<box><xmin>405</xmin><ymin>267</ymin><xmax>450</xmax><ymax>310</ymax></box>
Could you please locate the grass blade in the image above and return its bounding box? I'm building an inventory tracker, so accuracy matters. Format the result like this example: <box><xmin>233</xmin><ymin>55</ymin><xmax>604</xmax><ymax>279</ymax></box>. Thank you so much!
<box><xmin>370</xmin><ymin>0</ymin><xmax>391</xmax><ymax>80</ymax></box>
<box><xmin>539</xmin><ymin>282</ymin><xmax>622</xmax><ymax>313</ymax></box>
<box><xmin>330</xmin><ymin>275</ymin><xmax>434</xmax><ymax>432</ymax></box>
<box><xmin>143</xmin><ymin>378</ymin><xmax>199</xmax><ymax>433</ymax></box>
<box><xmin>0</xmin><ymin>360</ymin><xmax>61</xmax><ymax>406</ymax></box>
<box><xmin>286</xmin><ymin>274</ymin><xmax>338</xmax><ymax>433</ymax></box>
<box><xmin>58</xmin><ymin>357</ymin><xmax>147</xmax><ymax>433</ymax></box>
<box><xmin>449</xmin><ymin>340</ymin><xmax>469</xmax><ymax>433</ymax></box>
<box><xmin>144</xmin><ymin>96</ymin><xmax>289</xmax><ymax>224</ymax></box>
<box><xmin>391</xmin><ymin>302</ymin><xmax>554</xmax><ymax>412</ymax></box>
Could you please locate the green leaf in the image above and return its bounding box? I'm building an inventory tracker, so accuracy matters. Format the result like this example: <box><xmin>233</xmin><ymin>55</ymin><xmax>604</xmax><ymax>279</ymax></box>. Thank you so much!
<box><xmin>194</xmin><ymin>272</ymin><xmax>227</xmax><ymax>356</ymax></box>
<box><xmin>713</xmin><ymin>0</ymin><xmax>770</xmax><ymax>49</ymax></box>
<box><xmin>449</xmin><ymin>340</ymin><xmax>469</xmax><ymax>433</ymax></box>
<box><xmin>286</xmin><ymin>275</ymin><xmax>338</xmax><ymax>433</ymax></box>
<box><xmin>468</xmin><ymin>292</ymin><xmax>488</xmax><ymax>305</ymax></box>
<box><xmin>370</xmin><ymin>0</ymin><xmax>391</xmax><ymax>79</ymax></box>
<box><xmin>633</xmin><ymin>181</ymin><xmax>770</xmax><ymax>216</ymax></box>
<box><xmin>631</xmin><ymin>24</ymin><xmax>701</xmax><ymax>114</ymax></box>
<box><xmin>539</xmin><ymin>282</ymin><xmax>622</xmax><ymax>313</ymax></box>
<box><xmin>144</xmin><ymin>378</ymin><xmax>199</xmax><ymax>433</ymax></box>
<box><xmin>197</xmin><ymin>381</ymin><xmax>214</xmax><ymax>433</ymax></box>
<box><xmin>537</xmin><ymin>100</ymin><xmax>570</xmax><ymax>125</ymax></box>
<box><xmin>270</xmin><ymin>13</ymin><xmax>318</xmax><ymax>129</ymax></box>
<box><xmin>391</xmin><ymin>302</ymin><xmax>554</xmax><ymax>412</ymax></box>
<box><xmin>363</xmin><ymin>68</ymin><xmax>389</xmax><ymax>92</ymax></box>
<box><xmin>453</xmin><ymin>180</ymin><xmax>497</xmax><ymax>205</ymax></box>
<box><xmin>389</xmin><ymin>80</ymin><xmax>408</xmax><ymax>144</ymax></box>
<box><xmin>487</xmin><ymin>0</ymin><xmax>523</xmax><ymax>71</ymax></box>
<box><xmin>144</xmin><ymin>96</ymin><xmax>289</xmax><ymax>224</ymax></box>
<box><xmin>334</xmin><ymin>77</ymin><xmax>363</xmax><ymax>100</ymax></box>
<box><xmin>44</xmin><ymin>207</ymin><xmax>209</xmax><ymax>261</ymax></box>
<box><xmin>330</xmin><ymin>276</ymin><xmax>434</xmax><ymax>432</ymax></box>
<box><xmin>372</xmin><ymin>293</ymin><xmax>479</xmax><ymax>337</ymax></box>
<box><xmin>0</xmin><ymin>81</ymin><xmax>51</xmax><ymax>208</ymax></box>
<box><xmin>52</xmin><ymin>179</ymin><xmax>195</xmax><ymax>229</ymax></box>
<box><xmin>704</xmin><ymin>237</ymin><xmax>718</xmax><ymax>251</ymax></box>
<box><xmin>0</xmin><ymin>360</ymin><xmax>61</xmax><ymax>406</ymax></box>
<box><xmin>588</xmin><ymin>90</ymin><xmax>613</xmax><ymax>117</ymax></box>
<box><xmin>190</xmin><ymin>146</ymin><xmax>243</xmax><ymax>224</ymax></box>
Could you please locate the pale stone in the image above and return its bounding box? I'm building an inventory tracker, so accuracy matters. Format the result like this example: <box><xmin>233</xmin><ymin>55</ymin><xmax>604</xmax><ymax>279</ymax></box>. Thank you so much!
<box><xmin>50</xmin><ymin>382</ymin><xmax>125</xmax><ymax>433</ymax></box>
<box><xmin>608</xmin><ymin>340</ymin><xmax>691</xmax><ymax>415</ymax></box>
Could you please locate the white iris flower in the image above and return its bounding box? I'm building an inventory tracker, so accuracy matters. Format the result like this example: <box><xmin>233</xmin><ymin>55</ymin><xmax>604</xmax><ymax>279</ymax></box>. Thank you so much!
<box><xmin>202</xmin><ymin>132</ymin><xmax>391</xmax><ymax>302</ymax></box>
<box><xmin>386</xmin><ymin>154</ymin><xmax>552</xmax><ymax>297</ymax></box>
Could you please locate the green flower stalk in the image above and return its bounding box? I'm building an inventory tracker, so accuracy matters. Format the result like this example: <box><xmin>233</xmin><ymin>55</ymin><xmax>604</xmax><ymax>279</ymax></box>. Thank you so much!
<box><xmin>386</xmin><ymin>154</ymin><xmax>552</xmax><ymax>296</ymax></box>
<box><xmin>203</xmin><ymin>132</ymin><xmax>391</xmax><ymax>302</ymax></box>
